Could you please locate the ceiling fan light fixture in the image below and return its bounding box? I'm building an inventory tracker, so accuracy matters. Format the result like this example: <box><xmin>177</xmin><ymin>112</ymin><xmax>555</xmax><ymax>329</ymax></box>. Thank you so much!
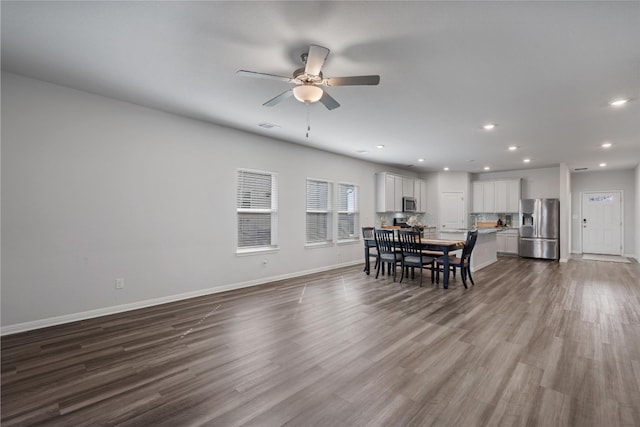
<box><xmin>293</xmin><ymin>85</ymin><xmax>323</xmax><ymax>103</ymax></box>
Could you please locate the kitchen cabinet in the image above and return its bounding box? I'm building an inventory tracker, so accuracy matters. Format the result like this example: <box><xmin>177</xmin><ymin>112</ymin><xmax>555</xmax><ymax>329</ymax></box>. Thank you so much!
<box><xmin>483</xmin><ymin>182</ymin><xmax>495</xmax><ymax>213</ymax></box>
<box><xmin>376</xmin><ymin>173</ymin><xmax>428</xmax><ymax>213</ymax></box>
<box><xmin>497</xmin><ymin>229</ymin><xmax>519</xmax><ymax>254</ymax></box>
<box><xmin>375</xmin><ymin>172</ymin><xmax>403</xmax><ymax>212</ymax></box>
<box><xmin>506</xmin><ymin>179</ymin><xmax>521</xmax><ymax>212</ymax></box>
<box><xmin>472</xmin><ymin>181</ymin><xmax>495</xmax><ymax>213</ymax></box>
<box><xmin>494</xmin><ymin>179</ymin><xmax>521</xmax><ymax>212</ymax></box>
<box><xmin>473</xmin><ymin>178</ymin><xmax>520</xmax><ymax>213</ymax></box>
<box><xmin>472</xmin><ymin>182</ymin><xmax>482</xmax><ymax>213</ymax></box>
<box><xmin>416</xmin><ymin>179</ymin><xmax>428</xmax><ymax>212</ymax></box>
<box><xmin>402</xmin><ymin>177</ymin><xmax>414</xmax><ymax>198</ymax></box>
<box><xmin>494</xmin><ymin>181</ymin><xmax>508</xmax><ymax>212</ymax></box>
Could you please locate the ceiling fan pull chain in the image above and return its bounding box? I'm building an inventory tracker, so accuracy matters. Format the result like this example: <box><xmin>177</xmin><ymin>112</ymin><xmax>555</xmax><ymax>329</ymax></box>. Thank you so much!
<box><xmin>306</xmin><ymin>101</ymin><xmax>311</xmax><ymax>138</ymax></box>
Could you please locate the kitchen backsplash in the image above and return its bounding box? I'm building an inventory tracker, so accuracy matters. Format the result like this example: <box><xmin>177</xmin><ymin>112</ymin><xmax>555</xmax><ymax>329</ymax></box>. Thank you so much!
<box><xmin>375</xmin><ymin>212</ymin><xmax>430</xmax><ymax>228</ymax></box>
<box><xmin>471</xmin><ymin>213</ymin><xmax>519</xmax><ymax>228</ymax></box>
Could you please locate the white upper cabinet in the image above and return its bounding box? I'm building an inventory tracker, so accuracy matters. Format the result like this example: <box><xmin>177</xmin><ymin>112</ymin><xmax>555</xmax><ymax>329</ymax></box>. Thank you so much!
<box><xmin>482</xmin><ymin>181</ymin><xmax>495</xmax><ymax>213</ymax></box>
<box><xmin>415</xmin><ymin>180</ymin><xmax>428</xmax><ymax>212</ymax></box>
<box><xmin>375</xmin><ymin>172</ymin><xmax>404</xmax><ymax>212</ymax></box>
<box><xmin>472</xmin><ymin>181</ymin><xmax>495</xmax><ymax>213</ymax></box>
<box><xmin>376</xmin><ymin>173</ymin><xmax>427</xmax><ymax>213</ymax></box>
<box><xmin>472</xmin><ymin>181</ymin><xmax>484</xmax><ymax>213</ymax></box>
<box><xmin>473</xmin><ymin>178</ymin><xmax>520</xmax><ymax>213</ymax></box>
<box><xmin>507</xmin><ymin>179</ymin><xmax>521</xmax><ymax>212</ymax></box>
<box><xmin>494</xmin><ymin>181</ymin><xmax>508</xmax><ymax>212</ymax></box>
<box><xmin>394</xmin><ymin>176</ymin><xmax>403</xmax><ymax>209</ymax></box>
<box><xmin>402</xmin><ymin>177</ymin><xmax>414</xmax><ymax>198</ymax></box>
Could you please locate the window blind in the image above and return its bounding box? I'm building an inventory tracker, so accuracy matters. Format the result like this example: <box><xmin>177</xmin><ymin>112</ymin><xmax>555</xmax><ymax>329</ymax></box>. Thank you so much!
<box><xmin>306</xmin><ymin>179</ymin><xmax>332</xmax><ymax>244</ymax></box>
<box><xmin>337</xmin><ymin>183</ymin><xmax>359</xmax><ymax>240</ymax></box>
<box><xmin>237</xmin><ymin>170</ymin><xmax>278</xmax><ymax>250</ymax></box>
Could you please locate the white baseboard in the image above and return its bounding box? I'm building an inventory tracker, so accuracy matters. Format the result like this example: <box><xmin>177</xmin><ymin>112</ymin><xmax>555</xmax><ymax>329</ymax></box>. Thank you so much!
<box><xmin>470</xmin><ymin>257</ymin><xmax>497</xmax><ymax>272</ymax></box>
<box><xmin>1</xmin><ymin>260</ymin><xmax>362</xmax><ymax>336</ymax></box>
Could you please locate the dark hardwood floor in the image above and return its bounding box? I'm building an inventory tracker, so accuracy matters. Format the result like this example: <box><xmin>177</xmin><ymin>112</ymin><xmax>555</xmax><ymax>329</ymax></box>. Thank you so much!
<box><xmin>2</xmin><ymin>256</ymin><xmax>640</xmax><ymax>426</ymax></box>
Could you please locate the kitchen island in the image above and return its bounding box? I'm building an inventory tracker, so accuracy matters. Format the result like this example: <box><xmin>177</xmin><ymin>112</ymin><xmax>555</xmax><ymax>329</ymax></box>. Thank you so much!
<box><xmin>438</xmin><ymin>228</ymin><xmax>498</xmax><ymax>272</ymax></box>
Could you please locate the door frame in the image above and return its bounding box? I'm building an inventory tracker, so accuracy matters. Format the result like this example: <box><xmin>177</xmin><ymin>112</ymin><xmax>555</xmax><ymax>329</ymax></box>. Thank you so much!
<box><xmin>580</xmin><ymin>190</ymin><xmax>624</xmax><ymax>255</ymax></box>
<box><xmin>439</xmin><ymin>191</ymin><xmax>466</xmax><ymax>230</ymax></box>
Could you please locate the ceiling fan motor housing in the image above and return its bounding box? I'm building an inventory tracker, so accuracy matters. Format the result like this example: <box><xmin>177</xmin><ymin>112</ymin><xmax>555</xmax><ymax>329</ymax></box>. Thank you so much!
<box><xmin>293</xmin><ymin>67</ymin><xmax>323</xmax><ymax>85</ymax></box>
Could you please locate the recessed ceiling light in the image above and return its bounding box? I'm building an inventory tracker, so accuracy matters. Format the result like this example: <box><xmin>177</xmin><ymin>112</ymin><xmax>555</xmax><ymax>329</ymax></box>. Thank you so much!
<box><xmin>376</xmin><ymin>144</ymin><xmax>385</xmax><ymax>149</ymax></box>
<box><xmin>599</xmin><ymin>163</ymin><xmax>607</xmax><ymax>167</ymax></box>
<box><xmin>483</xmin><ymin>123</ymin><xmax>496</xmax><ymax>130</ymax></box>
<box><xmin>484</xmin><ymin>166</ymin><xmax>491</xmax><ymax>171</ymax></box>
<box><xmin>523</xmin><ymin>158</ymin><xmax>531</xmax><ymax>163</ymax></box>
<box><xmin>508</xmin><ymin>146</ymin><xmax>518</xmax><ymax>151</ymax></box>
<box><xmin>609</xmin><ymin>98</ymin><xmax>629</xmax><ymax>107</ymax></box>
<box><xmin>601</xmin><ymin>142</ymin><xmax>612</xmax><ymax>148</ymax></box>
<box><xmin>443</xmin><ymin>167</ymin><xmax>450</xmax><ymax>171</ymax></box>
<box><xmin>418</xmin><ymin>158</ymin><xmax>425</xmax><ymax>162</ymax></box>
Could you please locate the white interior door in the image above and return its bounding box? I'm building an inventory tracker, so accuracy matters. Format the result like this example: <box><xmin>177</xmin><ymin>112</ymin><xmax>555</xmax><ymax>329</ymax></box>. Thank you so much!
<box><xmin>581</xmin><ymin>191</ymin><xmax>622</xmax><ymax>255</ymax></box>
<box><xmin>440</xmin><ymin>192</ymin><xmax>465</xmax><ymax>229</ymax></box>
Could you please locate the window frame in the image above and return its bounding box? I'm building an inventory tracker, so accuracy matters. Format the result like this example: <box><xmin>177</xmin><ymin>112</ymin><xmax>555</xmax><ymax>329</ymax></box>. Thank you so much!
<box><xmin>305</xmin><ymin>178</ymin><xmax>334</xmax><ymax>247</ymax></box>
<box><xmin>336</xmin><ymin>182</ymin><xmax>360</xmax><ymax>243</ymax></box>
<box><xmin>236</xmin><ymin>168</ymin><xmax>279</xmax><ymax>254</ymax></box>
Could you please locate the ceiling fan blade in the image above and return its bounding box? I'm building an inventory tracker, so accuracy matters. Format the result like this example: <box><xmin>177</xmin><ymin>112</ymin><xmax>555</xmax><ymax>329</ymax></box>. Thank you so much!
<box><xmin>319</xmin><ymin>91</ymin><xmax>340</xmax><ymax>110</ymax></box>
<box><xmin>263</xmin><ymin>89</ymin><xmax>293</xmax><ymax>107</ymax></box>
<box><xmin>237</xmin><ymin>70</ymin><xmax>293</xmax><ymax>83</ymax></box>
<box><xmin>324</xmin><ymin>75</ymin><xmax>381</xmax><ymax>86</ymax></box>
<box><xmin>304</xmin><ymin>45</ymin><xmax>330</xmax><ymax>76</ymax></box>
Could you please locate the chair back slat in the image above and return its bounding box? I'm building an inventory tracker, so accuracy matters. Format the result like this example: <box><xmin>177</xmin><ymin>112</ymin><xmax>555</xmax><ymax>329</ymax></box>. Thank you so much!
<box><xmin>374</xmin><ymin>229</ymin><xmax>396</xmax><ymax>255</ymax></box>
<box><xmin>362</xmin><ymin>227</ymin><xmax>375</xmax><ymax>240</ymax></box>
<box><xmin>398</xmin><ymin>229</ymin><xmax>421</xmax><ymax>256</ymax></box>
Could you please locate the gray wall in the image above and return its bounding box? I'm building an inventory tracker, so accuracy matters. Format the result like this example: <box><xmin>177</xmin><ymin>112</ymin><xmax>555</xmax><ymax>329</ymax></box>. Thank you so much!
<box><xmin>570</xmin><ymin>169</ymin><xmax>637</xmax><ymax>257</ymax></box>
<box><xmin>1</xmin><ymin>72</ymin><xmax>405</xmax><ymax>331</ymax></box>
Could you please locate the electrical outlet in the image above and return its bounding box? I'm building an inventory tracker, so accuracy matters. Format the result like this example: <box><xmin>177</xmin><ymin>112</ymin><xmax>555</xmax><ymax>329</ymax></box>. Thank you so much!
<box><xmin>115</xmin><ymin>278</ymin><xmax>125</xmax><ymax>289</ymax></box>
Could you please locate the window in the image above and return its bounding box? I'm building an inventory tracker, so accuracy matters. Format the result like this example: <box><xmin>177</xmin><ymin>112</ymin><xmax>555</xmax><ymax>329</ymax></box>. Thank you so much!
<box><xmin>306</xmin><ymin>179</ymin><xmax>332</xmax><ymax>245</ymax></box>
<box><xmin>236</xmin><ymin>169</ymin><xmax>278</xmax><ymax>252</ymax></box>
<box><xmin>337</xmin><ymin>183</ymin><xmax>359</xmax><ymax>241</ymax></box>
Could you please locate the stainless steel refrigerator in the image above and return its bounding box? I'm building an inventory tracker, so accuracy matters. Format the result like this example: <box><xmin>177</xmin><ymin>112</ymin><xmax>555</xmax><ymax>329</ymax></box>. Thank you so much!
<box><xmin>519</xmin><ymin>198</ymin><xmax>560</xmax><ymax>260</ymax></box>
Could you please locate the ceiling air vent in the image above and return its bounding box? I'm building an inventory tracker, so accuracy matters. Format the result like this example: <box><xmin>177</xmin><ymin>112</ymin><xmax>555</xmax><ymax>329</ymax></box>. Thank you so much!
<box><xmin>574</xmin><ymin>167</ymin><xmax>589</xmax><ymax>171</ymax></box>
<box><xmin>258</xmin><ymin>122</ymin><xmax>280</xmax><ymax>129</ymax></box>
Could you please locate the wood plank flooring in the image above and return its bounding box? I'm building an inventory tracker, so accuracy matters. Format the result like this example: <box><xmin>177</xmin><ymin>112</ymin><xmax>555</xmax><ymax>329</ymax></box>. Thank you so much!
<box><xmin>2</xmin><ymin>256</ymin><xmax>640</xmax><ymax>426</ymax></box>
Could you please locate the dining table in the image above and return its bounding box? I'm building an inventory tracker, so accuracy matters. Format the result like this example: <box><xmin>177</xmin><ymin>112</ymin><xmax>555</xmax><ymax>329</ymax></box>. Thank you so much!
<box><xmin>364</xmin><ymin>236</ymin><xmax>465</xmax><ymax>289</ymax></box>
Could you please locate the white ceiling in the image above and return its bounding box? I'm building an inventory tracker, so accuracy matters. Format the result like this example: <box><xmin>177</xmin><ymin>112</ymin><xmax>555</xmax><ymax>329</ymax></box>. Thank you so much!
<box><xmin>2</xmin><ymin>1</ymin><xmax>639</xmax><ymax>173</ymax></box>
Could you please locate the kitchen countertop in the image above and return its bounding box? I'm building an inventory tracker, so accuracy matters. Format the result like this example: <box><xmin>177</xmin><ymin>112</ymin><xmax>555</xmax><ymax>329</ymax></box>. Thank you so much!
<box><xmin>440</xmin><ymin>228</ymin><xmax>498</xmax><ymax>235</ymax></box>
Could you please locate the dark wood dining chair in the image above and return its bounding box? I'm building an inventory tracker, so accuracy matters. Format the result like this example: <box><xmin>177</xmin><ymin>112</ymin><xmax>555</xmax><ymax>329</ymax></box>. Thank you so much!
<box><xmin>398</xmin><ymin>229</ymin><xmax>436</xmax><ymax>286</ymax></box>
<box><xmin>374</xmin><ymin>229</ymin><xmax>402</xmax><ymax>281</ymax></box>
<box><xmin>362</xmin><ymin>227</ymin><xmax>378</xmax><ymax>275</ymax></box>
<box><xmin>436</xmin><ymin>230</ymin><xmax>478</xmax><ymax>289</ymax></box>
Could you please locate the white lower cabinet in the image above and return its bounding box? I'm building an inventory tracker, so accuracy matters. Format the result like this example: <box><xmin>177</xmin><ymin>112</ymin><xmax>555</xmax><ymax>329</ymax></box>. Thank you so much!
<box><xmin>497</xmin><ymin>230</ymin><xmax>519</xmax><ymax>254</ymax></box>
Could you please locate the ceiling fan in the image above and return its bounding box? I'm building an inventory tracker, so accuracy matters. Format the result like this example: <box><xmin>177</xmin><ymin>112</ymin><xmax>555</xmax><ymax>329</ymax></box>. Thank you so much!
<box><xmin>237</xmin><ymin>44</ymin><xmax>380</xmax><ymax>110</ymax></box>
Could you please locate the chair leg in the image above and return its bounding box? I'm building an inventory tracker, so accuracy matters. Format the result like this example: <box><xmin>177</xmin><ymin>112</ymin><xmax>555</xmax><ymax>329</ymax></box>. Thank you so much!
<box><xmin>467</xmin><ymin>266</ymin><xmax>475</xmax><ymax>286</ymax></box>
<box><xmin>399</xmin><ymin>262</ymin><xmax>405</xmax><ymax>283</ymax></box>
<box><xmin>419</xmin><ymin>266</ymin><xmax>423</xmax><ymax>287</ymax></box>
<box><xmin>460</xmin><ymin>266</ymin><xmax>468</xmax><ymax>289</ymax></box>
<box><xmin>375</xmin><ymin>259</ymin><xmax>382</xmax><ymax>279</ymax></box>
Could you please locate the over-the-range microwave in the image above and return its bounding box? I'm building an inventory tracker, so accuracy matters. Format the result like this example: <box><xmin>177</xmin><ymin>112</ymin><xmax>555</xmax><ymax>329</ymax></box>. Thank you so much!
<box><xmin>402</xmin><ymin>197</ymin><xmax>417</xmax><ymax>212</ymax></box>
